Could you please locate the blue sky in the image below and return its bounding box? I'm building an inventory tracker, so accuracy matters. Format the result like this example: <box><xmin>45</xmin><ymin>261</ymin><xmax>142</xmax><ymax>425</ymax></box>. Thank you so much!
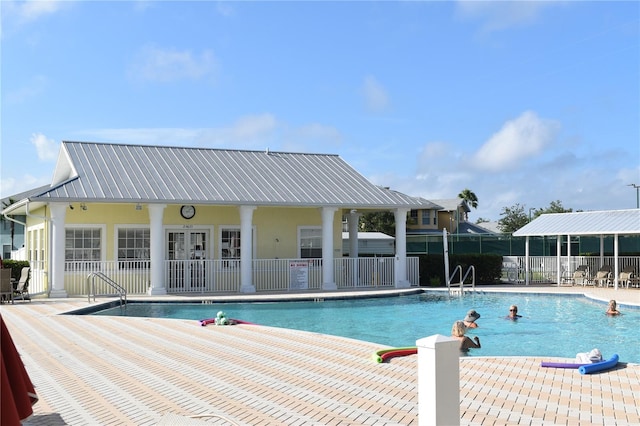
<box><xmin>1</xmin><ymin>1</ymin><xmax>639</xmax><ymax>221</ymax></box>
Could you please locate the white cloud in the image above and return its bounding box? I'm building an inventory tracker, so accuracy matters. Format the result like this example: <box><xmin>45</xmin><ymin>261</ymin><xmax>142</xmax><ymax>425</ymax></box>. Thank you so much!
<box><xmin>213</xmin><ymin>114</ymin><xmax>278</xmax><ymax>147</ymax></box>
<box><xmin>128</xmin><ymin>46</ymin><xmax>217</xmax><ymax>83</ymax></box>
<box><xmin>455</xmin><ymin>1</ymin><xmax>556</xmax><ymax>32</ymax></box>
<box><xmin>362</xmin><ymin>75</ymin><xmax>389</xmax><ymax>112</ymax></box>
<box><xmin>77</xmin><ymin>114</ymin><xmax>279</xmax><ymax>149</ymax></box>
<box><xmin>1</xmin><ymin>0</ymin><xmax>67</xmax><ymax>37</ymax></box>
<box><xmin>471</xmin><ymin>111</ymin><xmax>560</xmax><ymax>172</ymax></box>
<box><xmin>2</xmin><ymin>0</ymin><xmax>64</xmax><ymax>23</ymax></box>
<box><xmin>0</xmin><ymin>175</ymin><xmax>50</xmax><ymax>199</ymax></box>
<box><xmin>216</xmin><ymin>2</ymin><xmax>235</xmax><ymax>17</ymax></box>
<box><xmin>30</xmin><ymin>132</ymin><xmax>58</xmax><ymax>162</ymax></box>
<box><xmin>76</xmin><ymin>115</ymin><xmax>347</xmax><ymax>154</ymax></box>
<box><xmin>19</xmin><ymin>0</ymin><xmax>62</xmax><ymax>20</ymax></box>
<box><xmin>282</xmin><ymin>123</ymin><xmax>342</xmax><ymax>153</ymax></box>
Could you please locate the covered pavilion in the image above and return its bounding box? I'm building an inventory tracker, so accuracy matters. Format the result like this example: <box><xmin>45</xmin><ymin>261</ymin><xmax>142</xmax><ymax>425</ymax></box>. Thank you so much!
<box><xmin>512</xmin><ymin>209</ymin><xmax>640</xmax><ymax>289</ymax></box>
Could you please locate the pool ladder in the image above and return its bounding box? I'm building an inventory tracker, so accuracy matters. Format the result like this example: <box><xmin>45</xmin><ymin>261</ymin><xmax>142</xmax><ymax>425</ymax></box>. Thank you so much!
<box><xmin>447</xmin><ymin>265</ymin><xmax>475</xmax><ymax>295</ymax></box>
<box><xmin>87</xmin><ymin>272</ymin><xmax>127</xmax><ymax>307</ymax></box>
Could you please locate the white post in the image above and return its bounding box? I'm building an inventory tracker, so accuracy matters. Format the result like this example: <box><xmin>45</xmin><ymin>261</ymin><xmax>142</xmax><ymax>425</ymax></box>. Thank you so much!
<box><xmin>525</xmin><ymin>236</ymin><xmax>530</xmax><ymax>285</ymax></box>
<box><xmin>348</xmin><ymin>210</ymin><xmax>360</xmax><ymax>286</ymax></box>
<box><xmin>239</xmin><ymin>205</ymin><xmax>257</xmax><ymax>293</ymax></box>
<box><xmin>566</xmin><ymin>233</ymin><xmax>571</xmax><ymax>285</ymax></box>
<box><xmin>49</xmin><ymin>203</ymin><xmax>68</xmax><ymax>298</ymax></box>
<box><xmin>443</xmin><ymin>229</ymin><xmax>450</xmax><ymax>288</ymax></box>
<box><xmin>321</xmin><ymin>207</ymin><xmax>337</xmax><ymax>290</ymax></box>
<box><xmin>613</xmin><ymin>234</ymin><xmax>619</xmax><ymax>290</ymax></box>
<box><xmin>417</xmin><ymin>334</ymin><xmax>460</xmax><ymax>426</ymax></box>
<box><xmin>147</xmin><ymin>204</ymin><xmax>167</xmax><ymax>295</ymax></box>
<box><xmin>556</xmin><ymin>235</ymin><xmax>562</xmax><ymax>286</ymax></box>
<box><xmin>394</xmin><ymin>208</ymin><xmax>410</xmax><ymax>288</ymax></box>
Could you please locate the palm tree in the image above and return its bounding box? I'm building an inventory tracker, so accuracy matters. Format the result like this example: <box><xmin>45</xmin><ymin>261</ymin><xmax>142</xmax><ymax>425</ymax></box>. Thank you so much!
<box><xmin>458</xmin><ymin>189</ymin><xmax>478</xmax><ymax>220</ymax></box>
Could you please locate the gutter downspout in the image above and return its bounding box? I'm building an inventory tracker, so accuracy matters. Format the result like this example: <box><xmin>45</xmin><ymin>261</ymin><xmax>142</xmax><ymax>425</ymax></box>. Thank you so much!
<box><xmin>25</xmin><ymin>201</ymin><xmax>52</xmax><ymax>297</ymax></box>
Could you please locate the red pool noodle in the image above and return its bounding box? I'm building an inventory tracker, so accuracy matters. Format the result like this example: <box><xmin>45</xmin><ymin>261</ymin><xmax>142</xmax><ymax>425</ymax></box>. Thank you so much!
<box><xmin>380</xmin><ymin>348</ymin><xmax>418</xmax><ymax>362</ymax></box>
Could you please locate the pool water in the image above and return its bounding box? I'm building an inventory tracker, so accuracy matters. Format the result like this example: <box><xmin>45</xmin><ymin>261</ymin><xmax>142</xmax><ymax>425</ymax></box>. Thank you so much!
<box><xmin>91</xmin><ymin>292</ymin><xmax>640</xmax><ymax>363</ymax></box>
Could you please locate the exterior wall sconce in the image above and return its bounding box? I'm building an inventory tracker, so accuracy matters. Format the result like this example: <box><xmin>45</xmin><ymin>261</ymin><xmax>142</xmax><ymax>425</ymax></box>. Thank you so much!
<box><xmin>135</xmin><ymin>203</ymin><xmax>142</xmax><ymax>211</ymax></box>
<box><xmin>69</xmin><ymin>204</ymin><xmax>74</xmax><ymax>210</ymax></box>
<box><xmin>80</xmin><ymin>203</ymin><xmax>87</xmax><ymax>211</ymax></box>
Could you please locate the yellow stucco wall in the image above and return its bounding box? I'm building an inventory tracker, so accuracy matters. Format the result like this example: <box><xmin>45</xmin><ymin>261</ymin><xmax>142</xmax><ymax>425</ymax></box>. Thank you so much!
<box><xmin>26</xmin><ymin>203</ymin><xmax>343</xmax><ymax>261</ymax></box>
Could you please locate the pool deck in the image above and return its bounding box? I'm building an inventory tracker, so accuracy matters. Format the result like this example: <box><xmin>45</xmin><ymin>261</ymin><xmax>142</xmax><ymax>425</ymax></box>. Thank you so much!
<box><xmin>1</xmin><ymin>285</ymin><xmax>639</xmax><ymax>425</ymax></box>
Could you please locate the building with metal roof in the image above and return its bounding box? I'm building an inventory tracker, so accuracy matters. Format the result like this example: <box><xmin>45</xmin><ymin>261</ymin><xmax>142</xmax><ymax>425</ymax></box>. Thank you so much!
<box><xmin>513</xmin><ymin>209</ymin><xmax>640</xmax><ymax>289</ymax></box>
<box><xmin>2</xmin><ymin>141</ymin><xmax>433</xmax><ymax>298</ymax></box>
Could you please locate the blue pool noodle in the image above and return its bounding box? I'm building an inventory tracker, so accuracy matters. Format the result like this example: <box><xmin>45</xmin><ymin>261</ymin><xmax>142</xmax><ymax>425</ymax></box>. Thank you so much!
<box><xmin>578</xmin><ymin>354</ymin><xmax>619</xmax><ymax>375</ymax></box>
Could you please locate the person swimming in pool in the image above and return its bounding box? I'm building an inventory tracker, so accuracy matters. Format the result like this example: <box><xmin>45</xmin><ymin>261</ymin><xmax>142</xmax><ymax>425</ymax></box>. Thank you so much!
<box><xmin>506</xmin><ymin>305</ymin><xmax>522</xmax><ymax>320</ymax></box>
<box><xmin>451</xmin><ymin>320</ymin><xmax>481</xmax><ymax>353</ymax></box>
<box><xmin>606</xmin><ymin>299</ymin><xmax>621</xmax><ymax>316</ymax></box>
<box><xmin>463</xmin><ymin>309</ymin><xmax>480</xmax><ymax>328</ymax></box>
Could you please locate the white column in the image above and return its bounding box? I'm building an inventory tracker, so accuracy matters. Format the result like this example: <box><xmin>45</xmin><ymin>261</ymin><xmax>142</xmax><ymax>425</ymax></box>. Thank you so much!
<box><xmin>525</xmin><ymin>236</ymin><xmax>530</xmax><ymax>285</ymax></box>
<box><xmin>49</xmin><ymin>203</ymin><xmax>68</xmax><ymax>298</ymax></box>
<box><xmin>240</xmin><ymin>205</ymin><xmax>257</xmax><ymax>293</ymax></box>
<box><xmin>613</xmin><ymin>234</ymin><xmax>619</xmax><ymax>290</ymax></box>
<box><xmin>348</xmin><ymin>210</ymin><xmax>360</xmax><ymax>286</ymax></box>
<box><xmin>556</xmin><ymin>235</ymin><xmax>562</xmax><ymax>286</ymax></box>
<box><xmin>394</xmin><ymin>208</ymin><xmax>410</xmax><ymax>288</ymax></box>
<box><xmin>566</xmin><ymin>233</ymin><xmax>571</xmax><ymax>285</ymax></box>
<box><xmin>321</xmin><ymin>207</ymin><xmax>337</xmax><ymax>290</ymax></box>
<box><xmin>348</xmin><ymin>210</ymin><xmax>359</xmax><ymax>258</ymax></box>
<box><xmin>417</xmin><ymin>334</ymin><xmax>460</xmax><ymax>426</ymax></box>
<box><xmin>147</xmin><ymin>204</ymin><xmax>167</xmax><ymax>295</ymax></box>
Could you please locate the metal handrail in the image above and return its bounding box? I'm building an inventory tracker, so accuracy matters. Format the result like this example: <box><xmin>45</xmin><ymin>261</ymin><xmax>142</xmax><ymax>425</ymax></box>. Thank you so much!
<box><xmin>447</xmin><ymin>265</ymin><xmax>475</xmax><ymax>294</ymax></box>
<box><xmin>87</xmin><ymin>272</ymin><xmax>127</xmax><ymax>306</ymax></box>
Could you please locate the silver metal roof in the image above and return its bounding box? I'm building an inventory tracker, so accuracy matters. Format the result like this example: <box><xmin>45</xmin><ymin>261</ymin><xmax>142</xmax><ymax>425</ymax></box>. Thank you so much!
<box><xmin>29</xmin><ymin>141</ymin><xmax>429</xmax><ymax>209</ymax></box>
<box><xmin>428</xmin><ymin>198</ymin><xmax>470</xmax><ymax>213</ymax></box>
<box><xmin>512</xmin><ymin>209</ymin><xmax>640</xmax><ymax>237</ymax></box>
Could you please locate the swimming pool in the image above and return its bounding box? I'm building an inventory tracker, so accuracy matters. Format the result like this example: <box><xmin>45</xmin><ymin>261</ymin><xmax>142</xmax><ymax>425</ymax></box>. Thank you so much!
<box><xmin>89</xmin><ymin>292</ymin><xmax>640</xmax><ymax>363</ymax></box>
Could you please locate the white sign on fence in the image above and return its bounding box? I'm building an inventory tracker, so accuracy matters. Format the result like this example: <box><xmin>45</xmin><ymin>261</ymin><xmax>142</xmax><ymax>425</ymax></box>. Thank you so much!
<box><xmin>289</xmin><ymin>260</ymin><xmax>309</xmax><ymax>290</ymax></box>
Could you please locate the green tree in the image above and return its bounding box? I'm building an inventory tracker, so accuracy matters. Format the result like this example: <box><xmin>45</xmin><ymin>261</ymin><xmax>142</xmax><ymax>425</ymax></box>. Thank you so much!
<box><xmin>475</xmin><ymin>217</ymin><xmax>490</xmax><ymax>224</ymax></box>
<box><xmin>528</xmin><ymin>200</ymin><xmax>574</xmax><ymax>222</ymax></box>
<box><xmin>359</xmin><ymin>211</ymin><xmax>396</xmax><ymax>236</ymax></box>
<box><xmin>458</xmin><ymin>188</ymin><xmax>478</xmax><ymax>220</ymax></box>
<box><xmin>497</xmin><ymin>203</ymin><xmax>529</xmax><ymax>233</ymax></box>
<box><xmin>537</xmin><ymin>200</ymin><xmax>573</xmax><ymax>215</ymax></box>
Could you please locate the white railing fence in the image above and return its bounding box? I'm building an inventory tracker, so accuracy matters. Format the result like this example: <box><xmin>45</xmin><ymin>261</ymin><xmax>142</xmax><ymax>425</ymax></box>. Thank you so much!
<box><xmin>60</xmin><ymin>257</ymin><xmax>420</xmax><ymax>296</ymax></box>
<box><xmin>501</xmin><ymin>255</ymin><xmax>640</xmax><ymax>285</ymax></box>
<box><xmin>26</xmin><ymin>260</ymin><xmax>47</xmax><ymax>297</ymax></box>
<box><xmin>63</xmin><ymin>261</ymin><xmax>151</xmax><ymax>296</ymax></box>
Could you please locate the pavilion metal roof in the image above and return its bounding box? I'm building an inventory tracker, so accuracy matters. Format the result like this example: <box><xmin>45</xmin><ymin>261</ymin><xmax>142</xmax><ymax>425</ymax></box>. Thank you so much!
<box><xmin>27</xmin><ymin>141</ymin><xmax>429</xmax><ymax>209</ymax></box>
<box><xmin>512</xmin><ymin>209</ymin><xmax>640</xmax><ymax>237</ymax></box>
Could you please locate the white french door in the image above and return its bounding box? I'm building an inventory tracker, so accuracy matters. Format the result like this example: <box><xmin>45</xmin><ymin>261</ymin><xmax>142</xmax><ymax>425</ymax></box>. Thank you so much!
<box><xmin>167</xmin><ymin>230</ymin><xmax>209</xmax><ymax>290</ymax></box>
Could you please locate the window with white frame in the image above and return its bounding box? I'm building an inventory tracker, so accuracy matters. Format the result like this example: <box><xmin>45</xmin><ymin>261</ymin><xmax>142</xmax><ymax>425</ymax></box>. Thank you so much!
<box><xmin>117</xmin><ymin>227</ymin><xmax>150</xmax><ymax>268</ymax></box>
<box><xmin>65</xmin><ymin>228</ymin><xmax>102</xmax><ymax>269</ymax></box>
<box><xmin>221</xmin><ymin>228</ymin><xmax>241</xmax><ymax>259</ymax></box>
<box><xmin>421</xmin><ymin>210</ymin><xmax>430</xmax><ymax>225</ymax></box>
<box><xmin>299</xmin><ymin>227</ymin><xmax>322</xmax><ymax>258</ymax></box>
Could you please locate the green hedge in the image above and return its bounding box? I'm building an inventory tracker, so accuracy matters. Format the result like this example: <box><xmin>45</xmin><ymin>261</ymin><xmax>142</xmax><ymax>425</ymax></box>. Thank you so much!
<box><xmin>2</xmin><ymin>259</ymin><xmax>30</xmax><ymax>281</ymax></box>
<box><xmin>418</xmin><ymin>254</ymin><xmax>502</xmax><ymax>287</ymax></box>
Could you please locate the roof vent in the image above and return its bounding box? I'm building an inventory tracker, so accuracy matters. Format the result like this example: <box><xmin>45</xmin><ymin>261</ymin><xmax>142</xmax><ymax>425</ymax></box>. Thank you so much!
<box><xmin>265</xmin><ymin>147</ymin><xmax>270</xmax><ymax>155</ymax></box>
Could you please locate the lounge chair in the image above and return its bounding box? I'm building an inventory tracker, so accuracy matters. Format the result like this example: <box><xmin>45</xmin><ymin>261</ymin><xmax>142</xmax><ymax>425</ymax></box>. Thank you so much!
<box><xmin>1</xmin><ymin>269</ymin><xmax>13</xmax><ymax>304</ymax></box>
<box><xmin>572</xmin><ymin>265</ymin><xmax>590</xmax><ymax>286</ymax></box>
<box><xmin>618</xmin><ymin>265</ymin><xmax>636</xmax><ymax>289</ymax></box>
<box><xmin>593</xmin><ymin>265</ymin><xmax>612</xmax><ymax>287</ymax></box>
<box><xmin>12</xmin><ymin>267</ymin><xmax>31</xmax><ymax>301</ymax></box>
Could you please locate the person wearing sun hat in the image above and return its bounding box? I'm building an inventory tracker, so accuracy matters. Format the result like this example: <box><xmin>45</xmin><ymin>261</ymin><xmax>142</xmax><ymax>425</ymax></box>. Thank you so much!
<box><xmin>463</xmin><ymin>309</ymin><xmax>481</xmax><ymax>328</ymax></box>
